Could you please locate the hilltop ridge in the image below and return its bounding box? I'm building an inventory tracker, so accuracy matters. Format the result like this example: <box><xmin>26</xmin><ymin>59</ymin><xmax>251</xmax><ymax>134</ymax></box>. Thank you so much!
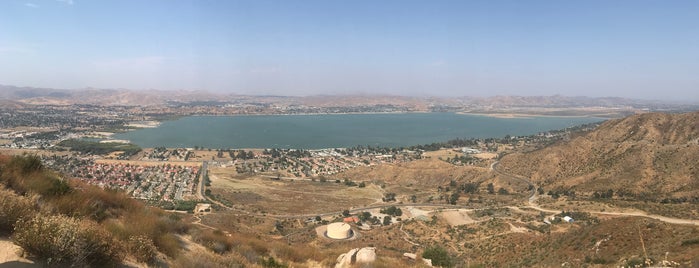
<box><xmin>499</xmin><ymin>111</ymin><xmax>699</xmax><ymax>200</ymax></box>
<box><xmin>1</xmin><ymin>84</ymin><xmax>696</xmax><ymax>118</ymax></box>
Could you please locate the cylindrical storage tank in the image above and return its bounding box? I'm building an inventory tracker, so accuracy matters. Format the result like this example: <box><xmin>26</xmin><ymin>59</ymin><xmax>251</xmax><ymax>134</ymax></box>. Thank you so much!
<box><xmin>326</xmin><ymin>222</ymin><xmax>352</xmax><ymax>239</ymax></box>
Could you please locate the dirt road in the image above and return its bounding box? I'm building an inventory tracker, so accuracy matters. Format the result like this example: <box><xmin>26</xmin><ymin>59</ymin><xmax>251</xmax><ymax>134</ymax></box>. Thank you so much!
<box><xmin>493</xmin><ymin>161</ymin><xmax>699</xmax><ymax>226</ymax></box>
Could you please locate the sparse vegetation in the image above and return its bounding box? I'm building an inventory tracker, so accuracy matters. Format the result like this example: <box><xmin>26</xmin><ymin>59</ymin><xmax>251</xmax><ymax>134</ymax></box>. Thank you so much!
<box><xmin>2</xmin><ymin>111</ymin><xmax>699</xmax><ymax>267</ymax></box>
<box><xmin>681</xmin><ymin>238</ymin><xmax>699</xmax><ymax>246</ymax></box>
<box><xmin>0</xmin><ymin>187</ymin><xmax>35</xmax><ymax>234</ymax></box>
<box><xmin>422</xmin><ymin>245</ymin><xmax>454</xmax><ymax>267</ymax></box>
<box><xmin>58</xmin><ymin>139</ymin><xmax>141</xmax><ymax>158</ymax></box>
<box><xmin>13</xmin><ymin>214</ymin><xmax>124</xmax><ymax>267</ymax></box>
<box><xmin>0</xmin><ymin>154</ymin><xmax>189</xmax><ymax>265</ymax></box>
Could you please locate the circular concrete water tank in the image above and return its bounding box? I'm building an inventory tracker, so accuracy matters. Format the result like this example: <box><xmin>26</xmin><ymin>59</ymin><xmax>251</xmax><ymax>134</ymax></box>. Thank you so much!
<box><xmin>326</xmin><ymin>222</ymin><xmax>352</xmax><ymax>239</ymax></box>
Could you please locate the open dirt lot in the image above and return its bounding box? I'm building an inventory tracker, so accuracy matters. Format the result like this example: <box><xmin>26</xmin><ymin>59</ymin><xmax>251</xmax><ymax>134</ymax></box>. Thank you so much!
<box><xmin>439</xmin><ymin>209</ymin><xmax>478</xmax><ymax>226</ymax></box>
<box><xmin>208</xmin><ymin>167</ymin><xmax>382</xmax><ymax>215</ymax></box>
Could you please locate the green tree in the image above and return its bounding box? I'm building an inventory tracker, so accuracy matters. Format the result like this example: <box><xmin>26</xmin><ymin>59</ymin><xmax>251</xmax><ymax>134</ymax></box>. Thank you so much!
<box><xmin>422</xmin><ymin>245</ymin><xmax>453</xmax><ymax>267</ymax></box>
<box><xmin>383</xmin><ymin>216</ymin><xmax>392</xmax><ymax>225</ymax></box>
<box><xmin>358</xmin><ymin>211</ymin><xmax>372</xmax><ymax>222</ymax></box>
<box><xmin>487</xmin><ymin>183</ymin><xmax>495</xmax><ymax>194</ymax></box>
<box><xmin>449</xmin><ymin>192</ymin><xmax>460</xmax><ymax>205</ymax></box>
<box><xmin>462</xmin><ymin>182</ymin><xmax>479</xmax><ymax>194</ymax></box>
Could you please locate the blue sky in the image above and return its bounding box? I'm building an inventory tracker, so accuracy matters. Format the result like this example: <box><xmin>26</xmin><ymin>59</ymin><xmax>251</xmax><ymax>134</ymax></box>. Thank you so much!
<box><xmin>1</xmin><ymin>0</ymin><xmax>698</xmax><ymax>100</ymax></box>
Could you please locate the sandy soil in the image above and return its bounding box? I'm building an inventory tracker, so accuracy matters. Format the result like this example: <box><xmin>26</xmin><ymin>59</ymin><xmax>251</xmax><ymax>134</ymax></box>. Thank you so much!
<box><xmin>439</xmin><ymin>209</ymin><xmax>477</xmax><ymax>226</ymax></box>
<box><xmin>0</xmin><ymin>238</ymin><xmax>37</xmax><ymax>266</ymax></box>
<box><xmin>508</xmin><ymin>223</ymin><xmax>529</xmax><ymax>233</ymax></box>
<box><xmin>422</xmin><ymin>149</ymin><xmax>462</xmax><ymax>159</ymax></box>
<box><xmin>208</xmin><ymin>170</ymin><xmax>381</xmax><ymax>215</ymax></box>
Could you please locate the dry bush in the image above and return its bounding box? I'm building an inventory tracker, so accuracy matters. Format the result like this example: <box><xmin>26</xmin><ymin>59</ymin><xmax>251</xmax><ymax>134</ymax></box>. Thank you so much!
<box><xmin>127</xmin><ymin>235</ymin><xmax>158</xmax><ymax>263</ymax></box>
<box><xmin>103</xmin><ymin>206</ymin><xmax>186</xmax><ymax>258</ymax></box>
<box><xmin>153</xmin><ymin>233</ymin><xmax>182</xmax><ymax>258</ymax></box>
<box><xmin>231</xmin><ymin>233</ymin><xmax>269</xmax><ymax>255</ymax></box>
<box><xmin>270</xmin><ymin>242</ymin><xmax>321</xmax><ymax>263</ymax></box>
<box><xmin>13</xmin><ymin>214</ymin><xmax>124</xmax><ymax>267</ymax></box>
<box><xmin>49</xmin><ymin>180</ymin><xmax>141</xmax><ymax>222</ymax></box>
<box><xmin>191</xmin><ymin>229</ymin><xmax>234</xmax><ymax>254</ymax></box>
<box><xmin>123</xmin><ymin>209</ymin><xmax>184</xmax><ymax>257</ymax></box>
<box><xmin>172</xmin><ymin>251</ymin><xmax>245</xmax><ymax>268</ymax></box>
<box><xmin>0</xmin><ymin>155</ymin><xmax>70</xmax><ymax>197</ymax></box>
<box><xmin>2</xmin><ymin>155</ymin><xmax>192</xmax><ymax>263</ymax></box>
<box><xmin>0</xmin><ymin>187</ymin><xmax>36</xmax><ymax>234</ymax></box>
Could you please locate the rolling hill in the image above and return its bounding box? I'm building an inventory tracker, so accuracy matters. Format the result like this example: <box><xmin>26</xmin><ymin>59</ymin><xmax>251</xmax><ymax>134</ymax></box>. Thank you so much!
<box><xmin>499</xmin><ymin>111</ymin><xmax>699</xmax><ymax>200</ymax></box>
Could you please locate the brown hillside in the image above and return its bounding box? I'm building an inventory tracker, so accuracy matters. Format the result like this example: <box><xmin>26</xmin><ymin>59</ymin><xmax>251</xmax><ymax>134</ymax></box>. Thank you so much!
<box><xmin>338</xmin><ymin>158</ymin><xmax>490</xmax><ymax>187</ymax></box>
<box><xmin>499</xmin><ymin>111</ymin><xmax>699</xmax><ymax>199</ymax></box>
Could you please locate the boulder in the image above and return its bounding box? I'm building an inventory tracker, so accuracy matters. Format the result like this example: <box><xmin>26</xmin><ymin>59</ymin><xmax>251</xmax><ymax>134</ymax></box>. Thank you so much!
<box><xmin>335</xmin><ymin>247</ymin><xmax>376</xmax><ymax>268</ymax></box>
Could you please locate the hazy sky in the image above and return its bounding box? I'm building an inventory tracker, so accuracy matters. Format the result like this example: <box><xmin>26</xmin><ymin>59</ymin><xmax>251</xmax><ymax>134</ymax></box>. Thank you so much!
<box><xmin>1</xmin><ymin>1</ymin><xmax>698</xmax><ymax>100</ymax></box>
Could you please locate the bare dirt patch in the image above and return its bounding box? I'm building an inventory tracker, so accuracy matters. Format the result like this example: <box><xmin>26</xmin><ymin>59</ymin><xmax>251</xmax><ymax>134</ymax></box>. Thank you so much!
<box><xmin>208</xmin><ymin>168</ymin><xmax>381</xmax><ymax>215</ymax></box>
<box><xmin>473</xmin><ymin>152</ymin><xmax>498</xmax><ymax>159</ymax></box>
<box><xmin>440</xmin><ymin>209</ymin><xmax>477</xmax><ymax>226</ymax></box>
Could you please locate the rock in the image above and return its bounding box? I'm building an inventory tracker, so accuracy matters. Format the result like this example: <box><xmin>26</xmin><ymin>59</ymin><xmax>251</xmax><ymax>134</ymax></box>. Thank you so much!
<box><xmin>335</xmin><ymin>247</ymin><xmax>376</xmax><ymax>268</ymax></box>
<box><xmin>355</xmin><ymin>247</ymin><xmax>376</xmax><ymax>263</ymax></box>
<box><xmin>403</xmin><ymin>252</ymin><xmax>417</xmax><ymax>260</ymax></box>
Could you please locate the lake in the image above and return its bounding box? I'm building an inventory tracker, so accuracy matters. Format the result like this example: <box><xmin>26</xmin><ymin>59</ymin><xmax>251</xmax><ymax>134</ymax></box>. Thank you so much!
<box><xmin>113</xmin><ymin>113</ymin><xmax>603</xmax><ymax>149</ymax></box>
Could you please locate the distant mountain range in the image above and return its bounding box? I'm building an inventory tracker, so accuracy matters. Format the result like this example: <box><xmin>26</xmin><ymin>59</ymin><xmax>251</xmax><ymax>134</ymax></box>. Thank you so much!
<box><xmin>499</xmin><ymin>111</ymin><xmax>699</xmax><ymax>199</ymax></box>
<box><xmin>0</xmin><ymin>84</ymin><xmax>696</xmax><ymax>113</ymax></box>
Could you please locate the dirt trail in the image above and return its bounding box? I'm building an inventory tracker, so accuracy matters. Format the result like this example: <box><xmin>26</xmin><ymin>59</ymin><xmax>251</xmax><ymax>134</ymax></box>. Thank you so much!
<box><xmin>493</xmin><ymin>161</ymin><xmax>699</xmax><ymax>226</ymax></box>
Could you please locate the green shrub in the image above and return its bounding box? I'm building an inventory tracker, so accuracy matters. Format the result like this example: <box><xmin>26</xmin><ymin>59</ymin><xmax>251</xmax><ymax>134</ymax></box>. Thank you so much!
<box><xmin>681</xmin><ymin>238</ymin><xmax>699</xmax><ymax>246</ymax></box>
<box><xmin>422</xmin><ymin>245</ymin><xmax>454</xmax><ymax>268</ymax></box>
<box><xmin>13</xmin><ymin>214</ymin><xmax>124</xmax><ymax>267</ymax></box>
<box><xmin>259</xmin><ymin>257</ymin><xmax>287</xmax><ymax>268</ymax></box>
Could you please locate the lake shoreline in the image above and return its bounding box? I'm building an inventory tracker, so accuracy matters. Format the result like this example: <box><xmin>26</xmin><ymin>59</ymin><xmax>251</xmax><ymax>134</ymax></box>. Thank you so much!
<box><xmin>114</xmin><ymin>113</ymin><xmax>604</xmax><ymax>149</ymax></box>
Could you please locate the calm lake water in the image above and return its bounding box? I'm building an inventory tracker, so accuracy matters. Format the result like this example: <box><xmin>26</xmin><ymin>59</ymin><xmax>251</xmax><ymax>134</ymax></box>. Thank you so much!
<box><xmin>114</xmin><ymin>113</ymin><xmax>603</xmax><ymax>149</ymax></box>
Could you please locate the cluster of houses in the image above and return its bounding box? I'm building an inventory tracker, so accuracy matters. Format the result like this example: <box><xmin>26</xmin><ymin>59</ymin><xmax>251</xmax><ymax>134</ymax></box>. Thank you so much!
<box><xmin>69</xmin><ymin>162</ymin><xmax>200</xmax><ymax>201</ymax></box>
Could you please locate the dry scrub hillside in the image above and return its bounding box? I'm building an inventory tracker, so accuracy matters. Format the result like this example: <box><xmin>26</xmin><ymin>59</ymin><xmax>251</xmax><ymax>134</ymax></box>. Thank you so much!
<box><xmin>499</xmin><ymin>111</ymin><xmax>699</xmax><ymax>199</ymax></box>
<box><xmin>338</xmin><ymin>157</ymin><xmax>490</xmax><ymax>187</ymax></box>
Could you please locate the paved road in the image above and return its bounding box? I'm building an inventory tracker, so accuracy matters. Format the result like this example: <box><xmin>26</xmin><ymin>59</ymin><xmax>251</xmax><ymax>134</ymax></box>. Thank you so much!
<box><xmin>196</xmin><ymin>161</ymin><xmax>208</xmax><ymax>201</ymax></box>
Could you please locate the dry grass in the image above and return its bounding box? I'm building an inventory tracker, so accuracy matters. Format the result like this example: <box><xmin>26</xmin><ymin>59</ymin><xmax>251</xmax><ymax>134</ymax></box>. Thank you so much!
<box><xmin>208</xmin><ymin>171</ymin><xmax>381</xmax><ymax>214</ymax></box>
<box><xmin>0</xmin><ymin>187</ymin><xmax>36</xmax><ymax>234</ymax></box>
<box><xmin>13</xmin><ymin>214</ymin><xmax>125</xmax><ymax>267</ymax></box>
<box><xmin>0</xmin><ymin>154</ymin><xmax>191</xmax><ymax>263</ymax></box>
<box><xmin>499</xmin><ymin>111</ymin><xmax>699</xmax><ymax>198</ymax></box>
